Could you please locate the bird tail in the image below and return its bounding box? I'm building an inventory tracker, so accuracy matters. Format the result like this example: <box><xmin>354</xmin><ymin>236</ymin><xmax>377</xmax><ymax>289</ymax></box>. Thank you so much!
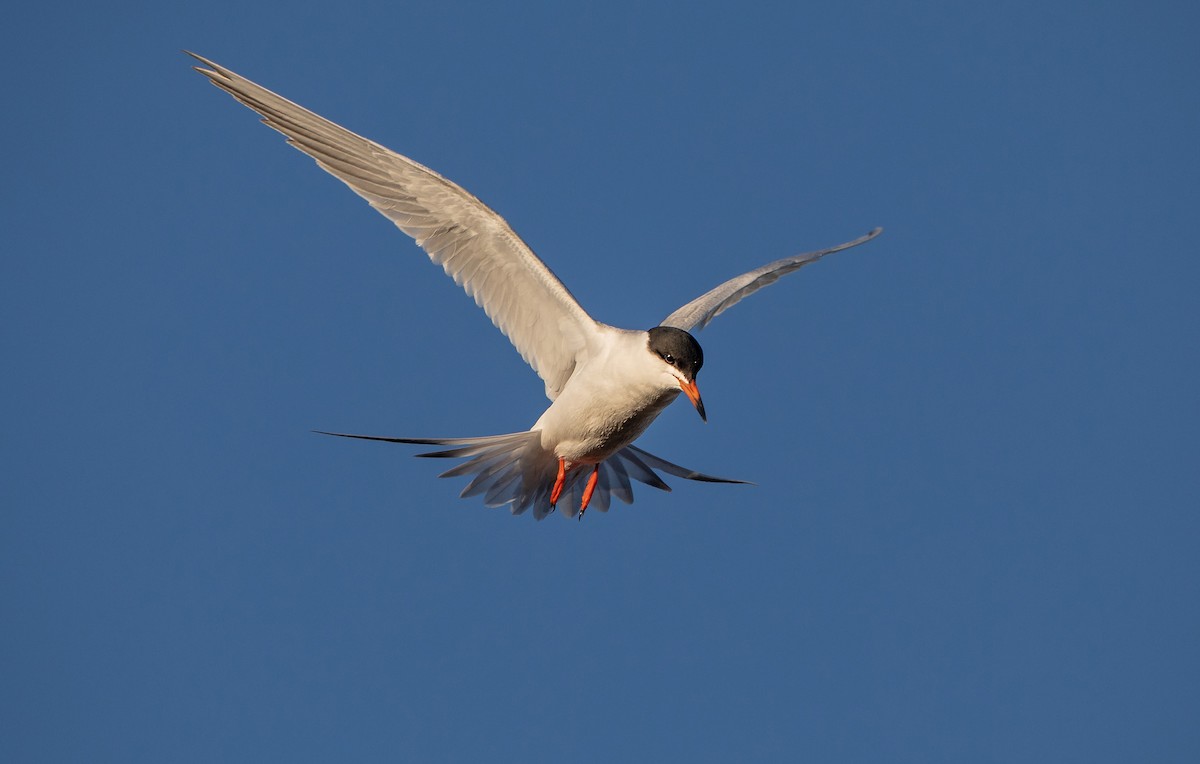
<box><xmin>316</xmin><ymin>430</ymin><xmax>751</xmax><ymax>520</ymax></box>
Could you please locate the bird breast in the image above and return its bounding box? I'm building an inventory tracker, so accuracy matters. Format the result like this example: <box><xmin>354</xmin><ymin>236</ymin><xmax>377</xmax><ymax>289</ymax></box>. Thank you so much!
<box><xmin>531</xmin><ymin>331</ymin><xmax>681</xmax><ymax>463</ymax></box>
<box><xmin>535</xmin><ymin>382</ymin><xmax>680</xmax><ymax>463</ymax></box>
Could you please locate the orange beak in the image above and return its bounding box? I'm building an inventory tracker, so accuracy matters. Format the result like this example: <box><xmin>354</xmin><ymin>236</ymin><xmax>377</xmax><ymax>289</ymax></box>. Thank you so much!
<box><xmin>679</xmin><ymin>378</ymin><xmax>706</xmax><ymax>422</ymax></box>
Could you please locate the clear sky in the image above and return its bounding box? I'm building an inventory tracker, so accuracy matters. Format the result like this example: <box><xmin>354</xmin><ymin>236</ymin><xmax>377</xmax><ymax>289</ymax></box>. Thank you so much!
<box><xmin>3</xmin><ymin>1</ymin><xmax>1197</xmax><ymax>762</ymax></box>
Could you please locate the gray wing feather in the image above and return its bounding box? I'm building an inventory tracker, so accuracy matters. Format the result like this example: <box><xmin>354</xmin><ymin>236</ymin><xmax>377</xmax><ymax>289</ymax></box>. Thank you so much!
<box><xmin>660</xmin><ymin>228</ymin><xmax>882</xmax><ymax>332</ymax></box>
<box><xmin>190</xmin><ymin>53</ymin><xmax>599</xmax><ymax>400</ymax></box>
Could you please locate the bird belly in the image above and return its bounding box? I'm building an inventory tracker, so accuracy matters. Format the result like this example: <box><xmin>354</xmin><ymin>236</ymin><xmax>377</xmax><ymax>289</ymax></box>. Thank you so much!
<box><xmin>533</xmin><ymin>384</ymin><xmax>680</xmax><ymax>464</ymax></box>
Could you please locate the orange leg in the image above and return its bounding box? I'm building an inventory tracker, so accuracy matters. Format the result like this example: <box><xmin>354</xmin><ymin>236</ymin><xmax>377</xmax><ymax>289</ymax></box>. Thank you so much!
<box><xmin>549</xmin><ymin>456</ymin><xmax>567</xmax><ymax>508</ymax></box>
<box><xmin>578</xmin><ymin>464</ymin><xmax>600</xmax><ymax>521</ymax></box>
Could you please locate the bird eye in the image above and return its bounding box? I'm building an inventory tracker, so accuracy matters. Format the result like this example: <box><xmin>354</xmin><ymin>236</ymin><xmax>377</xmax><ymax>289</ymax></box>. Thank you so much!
<box><xmin>664</xmin><ymin>354</ymin><xmax>675</xmax><ymax>365</ymax></box>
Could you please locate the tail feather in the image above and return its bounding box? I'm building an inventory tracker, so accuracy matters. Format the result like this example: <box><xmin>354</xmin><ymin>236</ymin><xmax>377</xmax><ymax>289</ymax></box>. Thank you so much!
<box><xmin>613</xmin><ymin>448</ymin><xmax>673</xmax><ymax>492</ymax></box>
<box><xmin>315</xmin><ymin>430</ymin><xmax>751</xmax><ymax>519</ymax></box>
<box><xmin>606</xmin><ymin>458</ymin><xmax>635</xmax><ymax>505</ymax></box>
<box><xmin>483</xmin><ymin>465</ymin><xmax>525</xmax><ymax>507</ymax></box>
<box><xmin>437</xmin><ymin>452</ymin><xmax>498</xmax><ymax>479</ymax></box>
<box><xmin>623</xmin><ymin>445</ymin><xmax>755</xmax><ymax>485</ymax></box>
<box><xmin>460</xmin><ymin>453</ymin><xmax>518</xmax><ymax>498</ymax></box>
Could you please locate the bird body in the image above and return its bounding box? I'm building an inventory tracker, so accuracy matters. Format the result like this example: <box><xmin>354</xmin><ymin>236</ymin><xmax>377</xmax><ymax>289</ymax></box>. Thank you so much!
<box><xmin>189</xmin><ymin>52</ymin><xmax>882</xmax><ymax>520</ymax></box>
<box><xmin>533</xmin><ymin>326</ymin><xmax>680</xmax><ymax>463</ymax></box>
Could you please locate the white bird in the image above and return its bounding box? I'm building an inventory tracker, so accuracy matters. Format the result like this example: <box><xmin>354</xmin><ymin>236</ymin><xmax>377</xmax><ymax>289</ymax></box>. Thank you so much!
<box><xmin>190</xmin><ymin>53</ymin><xmax>882</xmax><ymax>520</ymax></box>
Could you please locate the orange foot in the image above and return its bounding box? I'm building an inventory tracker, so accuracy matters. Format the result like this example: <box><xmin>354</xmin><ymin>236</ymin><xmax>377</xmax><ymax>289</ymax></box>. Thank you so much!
<box><xmin>578</xmin><ymin>464</ymin><xmax>600</xmax><ymax>521</ymax></box>
<box><xmin>549</xmin><ymin>456</ymin><xmax>567</xmax><ymax>508</ymax></box>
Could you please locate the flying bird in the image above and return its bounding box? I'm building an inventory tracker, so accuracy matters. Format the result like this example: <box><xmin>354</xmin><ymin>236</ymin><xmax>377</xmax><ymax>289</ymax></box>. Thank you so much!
<box><xmin>189</xmin><ymin>52</ymin><xmax>882</xmax><ymax>520</ymax></box>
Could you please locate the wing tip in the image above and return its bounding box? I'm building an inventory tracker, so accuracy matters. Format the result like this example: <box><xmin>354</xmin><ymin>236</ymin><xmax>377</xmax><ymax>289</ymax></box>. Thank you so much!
<box><xmin>184</xmin><ymin>50</ymin><xmax>219</xmax><ymax>76</ymax></box>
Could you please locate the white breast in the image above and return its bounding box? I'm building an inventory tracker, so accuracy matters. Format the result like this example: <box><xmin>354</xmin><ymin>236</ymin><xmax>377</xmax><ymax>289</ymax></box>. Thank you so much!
<box><xmin>531</xmin><ymin>327</ymin><xmax>680</xmax><ymax>463</ymax></box>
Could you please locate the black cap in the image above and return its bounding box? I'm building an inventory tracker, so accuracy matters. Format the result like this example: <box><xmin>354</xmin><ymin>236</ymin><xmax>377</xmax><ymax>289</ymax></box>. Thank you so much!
<box><xmin>647</xmin><ymin>326</ymin><xmax>704</xmax><ymax>380</ymax></box>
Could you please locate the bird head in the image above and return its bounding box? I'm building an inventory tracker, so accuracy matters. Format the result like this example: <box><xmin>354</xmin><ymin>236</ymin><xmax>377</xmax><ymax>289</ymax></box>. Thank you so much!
<box><xmin>647</xmin><ymin>326</ymin><xmax>706</xmax><ymax>422</ymax></box>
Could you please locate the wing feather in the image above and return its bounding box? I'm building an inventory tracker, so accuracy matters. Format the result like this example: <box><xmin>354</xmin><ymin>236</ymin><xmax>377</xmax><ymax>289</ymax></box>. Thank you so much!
<box><xmin>660</xmin><ymin>228</ymin><xmax>882</xmax><ymax>332</ymax></box>
<box><xmin>190</xmin><ymin>53</ymin><xmax>600</xmax><ymax>399</ymax></box>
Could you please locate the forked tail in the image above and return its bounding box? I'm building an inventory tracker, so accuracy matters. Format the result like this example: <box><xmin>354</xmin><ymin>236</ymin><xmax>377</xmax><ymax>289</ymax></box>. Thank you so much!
<box><xmin>315</xmin><ymin>430</ymin><xmax>751</xmax><ymax>520</ymax></box>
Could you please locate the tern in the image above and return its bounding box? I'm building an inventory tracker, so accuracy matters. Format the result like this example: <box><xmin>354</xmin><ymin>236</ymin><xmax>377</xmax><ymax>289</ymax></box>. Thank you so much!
<box><xmin>190</xmin><ymin>53</ymin><xmax>882</xmax><ymax>520</ymax></box>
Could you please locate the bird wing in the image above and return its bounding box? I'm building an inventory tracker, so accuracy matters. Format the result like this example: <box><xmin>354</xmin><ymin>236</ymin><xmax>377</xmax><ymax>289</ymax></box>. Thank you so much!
<box><xmin>190</xmin><ymin>53</ymin><xmax>601</xmax><ymax>400</ymax></box>
<box><xmin>659</xmin><ymin>228</ymin><xmax>882</xmax><ymax>332</ymax></box>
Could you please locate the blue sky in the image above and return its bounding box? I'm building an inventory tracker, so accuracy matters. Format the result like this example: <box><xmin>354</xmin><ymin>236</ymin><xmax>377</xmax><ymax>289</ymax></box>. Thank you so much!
<box><xmin>3</xmin><ymin>1</ymin><xmax>1197</xmax><ymax>761</ymax></box>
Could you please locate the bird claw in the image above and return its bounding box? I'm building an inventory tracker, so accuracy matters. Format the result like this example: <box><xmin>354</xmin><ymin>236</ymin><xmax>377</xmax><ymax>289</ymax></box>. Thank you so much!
<box><xmin>578</xmin><ymin>465</ymin><xmax>600</xmax><ymax>521</ymax></box>
<box><xmin>549</xmin><ymin>456</ymin><xmax>566</xmax><ymax>508</ymax></box>
<box><xmin>550</xmin><ymin>460</ymin><xmax>599</xmax><ymax>522</ymax></box>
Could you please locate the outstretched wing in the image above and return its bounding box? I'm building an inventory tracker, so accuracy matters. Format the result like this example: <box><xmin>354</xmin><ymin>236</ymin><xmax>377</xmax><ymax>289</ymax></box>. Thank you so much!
<box><xmin>190</xmin><ymin>53</ymin><xmax>601</xmax><ymax>400</ymax></box>
<box><xmin>659</xmin><ymin>228</ymin><xmax>882</xmax><ymax>332</ymax></box>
